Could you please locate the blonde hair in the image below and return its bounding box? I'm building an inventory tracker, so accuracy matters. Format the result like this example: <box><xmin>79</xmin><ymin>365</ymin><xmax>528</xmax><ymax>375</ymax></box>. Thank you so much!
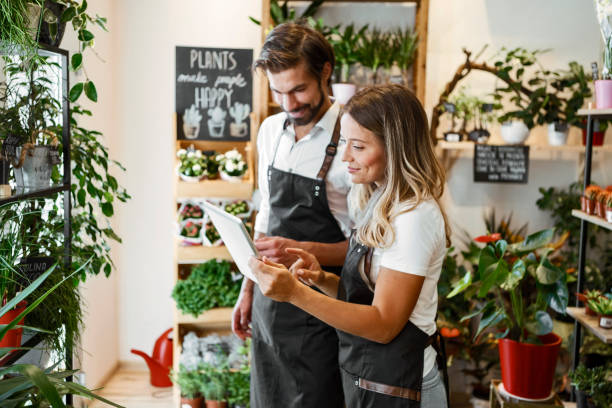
<box><xmin>345</xmin><ymin>84</ymin><xmax>451</xmax><ymax>248</ymax></box>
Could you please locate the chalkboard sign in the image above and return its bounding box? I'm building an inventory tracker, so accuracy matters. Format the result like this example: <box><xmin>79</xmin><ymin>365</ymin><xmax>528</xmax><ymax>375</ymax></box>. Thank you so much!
<box><xmin>17</xmin><ymin>256</ymin><xmax>56</xmax><ymax>286</ymax></box>
<box><xmin>1</xmin><ymin>134</ymin><xmax>21</xmax><ymax>162</ymax></box>
<box><xmin>175</xmin><ymin>46</ymin><xmax>253</xmax><ymax>141</ymax></box>
<box><xmin>473</xmin><ymin>145</ymin><xmax>529</xmax><ymax>184</ymax></box>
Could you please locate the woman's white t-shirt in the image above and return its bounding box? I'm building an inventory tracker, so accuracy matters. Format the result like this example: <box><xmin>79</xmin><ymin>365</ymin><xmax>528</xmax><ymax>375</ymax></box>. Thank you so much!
<box><xmin>358</xmin><ymin>199</ymin><xmax>446</xmax><ymax>377</ymax></box>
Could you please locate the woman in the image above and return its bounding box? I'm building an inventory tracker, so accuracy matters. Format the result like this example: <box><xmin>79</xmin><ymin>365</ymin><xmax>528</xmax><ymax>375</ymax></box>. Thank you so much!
<box><xmin>250</xmin><ymin>84</ymin><xmax>450</xmax><ymax>408</ymax></box>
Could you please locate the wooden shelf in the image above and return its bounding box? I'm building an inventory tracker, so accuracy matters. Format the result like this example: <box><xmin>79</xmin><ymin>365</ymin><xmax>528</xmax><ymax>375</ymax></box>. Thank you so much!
<box><xmin>176</xmin><ymin>245</ymin><xmax>232</xmax><ymax>264</ymax></box>
<box><xmin>176</xmin><ymin>307</ymin><xmax>233</xmax><ymax>326</ymax></box>
<box><xmin>437</xmin><ymin>140</ymin><xmax>612</xmax><ymax>153</ymax></box>
<box><xmin>571</xmin><ymin>210</ymin><xmax>612</xmax><ymax>231</ymax></box>
<box><xmin>177</xmin><ymin>179</ymin><xmax>253</xmax><ymax>199</ymax></box>
<box><xmin>578</xmin><ymin>108</ymin><xmax>612</xmax><ymax>119</ymax></box>
<box><xmin>567</xmin><ymin>307</ymin><xmax>612</xmax><ymax>344</ymax></box>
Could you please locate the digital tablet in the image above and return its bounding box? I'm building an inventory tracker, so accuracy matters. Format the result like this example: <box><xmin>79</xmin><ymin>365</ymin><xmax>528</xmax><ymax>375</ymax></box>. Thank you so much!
<box><xmin>202</xmin><ymin>201</ymin><xmax>259</xmax><ymax>283</ymax></box>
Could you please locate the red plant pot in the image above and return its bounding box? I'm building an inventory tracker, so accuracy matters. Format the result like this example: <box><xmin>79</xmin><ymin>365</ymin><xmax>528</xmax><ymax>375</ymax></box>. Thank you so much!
<box><xmin>581</xmin><ymin>128</ymin><xmax>605</xmax><ymax>146</ymax></box>
<box><xmin>498</xmin><ymin>333</ymin><xmax>562</xmax><ymax>400</ymax></box>
<box><xmin>205</xmin><ymin>401</ymin><xmax>228</xmax><ymax>408</ymax></box>
<box><xmin>180</xmin><ymin>396</ymin><xmax>203</xmax><ymax>408</ymax></box>
<box><xmin>581</xmin><ymin>196</ymin><xmax>596</xmax><ymax>215</ymax></box>
<box><xmin>595</xmin><ymin>201</ymin><xmax>606</xmax><ymax>218</ymax></box>
<box><xmin>0</xmin><ymin>301</ymin><xmax>27</xmax><ymax>349</ymax></box>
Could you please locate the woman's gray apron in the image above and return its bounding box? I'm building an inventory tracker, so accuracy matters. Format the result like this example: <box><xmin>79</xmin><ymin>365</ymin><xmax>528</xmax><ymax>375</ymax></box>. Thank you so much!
<box><xmin>337</xmin><ymin>233</ymin><xmax>441</xmax><ymax>408</ymax></box>
<box><xmin>250</xmin><ymin>116</ymin><xmax>346</xmax><ymax>408</ymax></box>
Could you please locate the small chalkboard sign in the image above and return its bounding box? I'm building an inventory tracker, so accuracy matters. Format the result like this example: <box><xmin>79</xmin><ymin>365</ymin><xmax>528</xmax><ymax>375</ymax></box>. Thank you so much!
<box><xmin>16</xmin><ymin>256</ymin><xmax>56</xmax><ymax>286</ymax></box>
<box><xmin>1</xmin><ymin>134</ymin><xmax>21</xmax><ymax>161</ymax></box>
<box><xmin>473</xmin><ymin>145</ymin><xmax>529</xmax><ymax>184</ymax></box>
<box><xmin>48</xmin><ymin>146</ymin><xmax>61</xmax><ymax>165</ymax></box>
<box><xmin>175</xmin><ymin>46</ymin><xmax>253</xmax><ymax>141</ymax></box>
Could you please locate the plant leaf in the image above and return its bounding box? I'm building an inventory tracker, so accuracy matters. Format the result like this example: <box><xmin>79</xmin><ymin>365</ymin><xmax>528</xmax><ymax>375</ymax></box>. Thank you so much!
<box><xmin>509</xmin><ymin>229</ymin><xmax>554</xmax><ymax>255</ymax></box>
<box><xmin>475</xmin><ymin>307</ymin><xmax>506</xmax><ymax>339</ymax></box>
<box><xmin>0</xmin><ymin>364</ymin><xmax>63</xmax><ymax>408</ymax></box>
<box><xmin>61</xmin><ymin>7</ymin><xmax>77</xmax><ymax>23</ymax></box>
<box><xmin>500</xmin><ymin>259</ymin><xmax>525</xmax><ymax>291</ymax></box>
<box><xmin>69</xmin><ymin>82</ymin><xmax>84</xmax><ymax>102</ymax></box>
<box><xmin>85</xmin><ymin>81</ymin><xmax>98</xmax><ymax>102</ymax></box>
<box><xmin>535</xmin><ymin>256</ymin><xmax>563</xmax><ymax>284</ymax></box>
<box><xmin>71</xmin><ymin>53</ymin><xmax>83</xmax><ymax>71</ymax></box>
<box><xmin>447</xmin><ymin>269</ymin><xmax>472</xmax><ymax>298</ymax></box>
<box><xmin>101</xmin><ymin>202</ymin><xmax>113</xmax><ymax>217</ymax></box>
<box><xmin>526</xmin><ymin>311</ymin><xmax>553</xmax><ymax>336</ymax></box>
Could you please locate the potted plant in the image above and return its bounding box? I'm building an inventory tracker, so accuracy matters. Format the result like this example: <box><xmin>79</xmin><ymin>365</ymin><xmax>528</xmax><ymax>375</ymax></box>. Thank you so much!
<box><xmin>201</xmin><ymin>362</ymin><xmax>229</xmax><ymax>408</ymax></box>
<box><xmin>391</xmin><ymin>28</ymin><xmax>418</xmax><ymax>88</ymax></box>
<box><xmin>329</xmin><ymin>24</ymin><xmax>368</xmax><ymax>104</ymax></box>
<box><xmin>177</xmin><ymin>147</ymin><xmax>207</xmax><ymax>182</ymax></box>
<box><xmin>448</xmin><ymin>229</ymin><xmax>568</xmax><ymax>400</ymax></box>
<box><xmin>356</xmin><ymin>27</ymin><xmax>388</xmax><ymax>85</ymax></box>
<box><xmin>577</xmin><ymin>289</ymin><xmax>604</xmax><ymax>316</ymax></box>
<box><xmin>588</xmin><ymin>296</ymin><xmax>612</xmax><ymax>328</ymax></box>
<box><xmin>569</xmin><ymin>365</ymin><xmax>612</xmax><ymax>408</ymax></box>
<box><xmin>226</xmin><ymin>367</ymin><xmax>250</xmax><ymax>408</ymax></box>
<box><xmin>179</xmin><ymin>201</ymin><xmax>205</xmax><ymax>222</ymax></box>
<box><xmin>172</xmin><ymin>364</ymin><xmax>204</xmax><ymax>408</ymax></box>
<box><xmin>203</xmin><ymin>222</ymin><xmax>222</xmax><ymax>246</ymax></box>
<box><xmin>217</xmin><ymin>149</ymin><xmax>247</xmax><ymax>182</ymax></box>
<box><xmin>595</xmin><ymin>189</ymin><xmax>608</xmax><ymax>219</ymax></box>
<box><xmin>172</xmin><ymin>260</ymin><xmax>241</xmax><ymax>318</ymax></box>
<box><xmin>224</xmin><ymin>200</ymin><xmax>251</xmax><ymax>219</ymax></box>
<box><xmin>582</xmin><ymin>185</ymin><xmax>601</xmax><ymax>215</ymax></box>
<box><xmin>180</xmin><ymin>220</ymin><xmax>203</xmax><ymax>245</ymax></box>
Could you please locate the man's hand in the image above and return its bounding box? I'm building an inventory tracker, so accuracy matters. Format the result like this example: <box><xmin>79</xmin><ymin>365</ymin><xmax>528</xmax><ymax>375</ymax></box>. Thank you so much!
<box><xmin>232</xmin><ymin>279</ymin><xmax>254</xmax><ymax>340</ymax></box>
<box><xmin>255</xmin><ymin>236</ymin><xmax>301</xmax><ymax>267</ymax></box>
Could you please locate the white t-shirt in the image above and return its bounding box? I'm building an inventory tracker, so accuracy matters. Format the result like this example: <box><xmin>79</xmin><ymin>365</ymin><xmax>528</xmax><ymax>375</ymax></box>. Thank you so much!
<box><xmin>358</xmin><ymin>199</ymin><xmax>446</xmax><ymax>376</ymax></box>
<box><xmin>254</xmin><ymin>102</ymin><xmax>353</xmax><ymax>237</ymax></box>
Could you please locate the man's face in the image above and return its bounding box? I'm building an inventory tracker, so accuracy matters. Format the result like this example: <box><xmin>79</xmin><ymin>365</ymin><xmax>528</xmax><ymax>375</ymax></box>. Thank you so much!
<box><xmin>267</xmin><ymin>61</ymin><xmax>327</xmax><ymax>126</ymax></box>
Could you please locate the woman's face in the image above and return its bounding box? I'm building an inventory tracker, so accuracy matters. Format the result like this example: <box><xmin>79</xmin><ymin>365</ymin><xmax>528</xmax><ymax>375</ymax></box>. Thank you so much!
<box><xmin>340</xmin><ymin>113</ymin><xmax>386</xmax><ymax>185</ymax></box>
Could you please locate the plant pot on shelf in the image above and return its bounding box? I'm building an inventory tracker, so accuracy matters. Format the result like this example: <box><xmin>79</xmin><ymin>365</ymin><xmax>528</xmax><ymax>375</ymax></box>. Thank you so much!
<box><xmin>13</xmin><ymin>145</ymin><xmax>57</xmax><ymax>191</ymax></box>
<box><xmin>607</xmin><ymin>207</ymin><xmax>612</xmax><ymax>223</ymax></box>
<box><xmin>547</xmin><ymin>122</ymin><xmax>568</xmax><ymax>146</ymax></box>
<box><xmin>581</xmin><ymin>128</ymin><xmax>606</xmax><ymax>146</ymax></box>
<box><xmin>0</xmin><ymin>301</ymin><xmax>27</xmax><ymax>350</ymax></box>
<box><xmin>498</xmin><ymin>332</ymin><xmax>562</xmax><ymax>400</ymax></box>
<box><xmin>180</xmin><ymin>396</ymin><xmax>204</xmax><ymax>408</ymax></box>
<box><xmin>575</xmin><ymin>389</ymin><xmax>596</xmax><ymax>408</ymax></box>
<box><xmin>220</xmin><ymin>170</ymin><xmax>245</xmax><ymax>183</ymax></box>
<box><xmin>599</xmin><ymin>315</ymin><xmax>612</xmax><ymax>329</ymax></box>
<box><xmin>580</xmin><ymin>196</ymin><xmax>596</xmax><ymax>215</ymax></box>
<box><xmin>331</xmin><ymin>83</ymin><xmax>357</xmax><ymax>105</ymax></box>
<box><xmin>595</xmin><ymin>79</ymin><xmax>612</xmax><ymax>108</ymax></box>
<box><xmin>576</xmin><ymin>293</ymin><xmax>599</xmax><ymax>316</ymax></box>
<box><xmin>500</xmin><ymin>121</ymin><xmax>529</xmax><ymax>144</ymax></box>
<box><xmin>595</xmin><ymin>200</ymin><xmax>606</xmax><ymax>218</ymax></box>
<box><xmin>205</xmin><ymin>401</ymin><xmax>227</xmax><ymax>408</ymax></box>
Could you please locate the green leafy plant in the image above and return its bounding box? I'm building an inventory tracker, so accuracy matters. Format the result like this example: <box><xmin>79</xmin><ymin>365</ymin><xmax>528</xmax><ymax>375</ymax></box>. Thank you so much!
<box><xmin>200</xmin><ymin>359</ymin><xmax>230</xmax><ymax>402</ymax></box>
<box><xmin>329</xmin><ymin>23</ymin><xmax>368</xmax><ymax>83</ymax></box>
<box><xmin>249</xmin><ymin>0</ymin><xmax>324</xmax><ymax>30</ymax></box>
<box><xmin>449</xmin><ymin>229</ymin><xmax>569</xmax><ymax>343</ymax></box>
<box><xmin>588</xmin><ymin>296</ymin><xmax>612</xmax><ymax>316</ymax></box>
<box><xmin>569</xmin><ymin>365</ymin><xmax>612</xmax><ymax>408</ymax></box>
<box><xmin>357</xmin><ymin>28</ymin><xmax>389</xmax><ymax>82</ymax></box>
<box><xmin>172</xmin><ymin>260</ymin><xmax>242</xmax><ymax>317</ymax></box>
<box><xmin>392</xmin><ymin>28</ymin><xmax>418</xmax><ymax>72</ymax></box>
<box><xmin>226</xmin><ymin>367</ymin><xmax>250</xmax><ymax>407</ymax></box>
<box><xmin>171</xmin><ymin>364</ymin><xmax>203</xmax><ymax>399</ymax></box>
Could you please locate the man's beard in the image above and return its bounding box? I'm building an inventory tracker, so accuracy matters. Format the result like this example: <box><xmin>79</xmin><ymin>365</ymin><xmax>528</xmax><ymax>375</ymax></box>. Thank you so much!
<box><xmin>285</xmin><ymin>84</ymin><xmax>326</xmax><ymax>126</ymax></box>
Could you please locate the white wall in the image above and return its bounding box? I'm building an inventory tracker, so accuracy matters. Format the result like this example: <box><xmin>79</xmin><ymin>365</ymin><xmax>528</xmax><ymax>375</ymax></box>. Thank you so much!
<box><xmin>80</xmin><ymin>0</ymin><xmax>611</xmax><ymax>374</ymax></box>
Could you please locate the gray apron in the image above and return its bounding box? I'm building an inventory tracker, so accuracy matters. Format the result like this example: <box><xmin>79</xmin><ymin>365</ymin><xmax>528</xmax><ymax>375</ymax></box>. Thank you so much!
<box><xmin>250</xmin><ymin>116</ymin><xmax>346</xmax><ymax>408</ymax></box>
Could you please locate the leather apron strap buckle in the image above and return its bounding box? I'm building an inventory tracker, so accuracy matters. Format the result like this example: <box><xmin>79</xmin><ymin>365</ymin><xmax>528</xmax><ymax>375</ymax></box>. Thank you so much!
<box><xmin>357</xmin><ymin>377</ymin><xmax>421</xmax><ymax>401</ymax></box>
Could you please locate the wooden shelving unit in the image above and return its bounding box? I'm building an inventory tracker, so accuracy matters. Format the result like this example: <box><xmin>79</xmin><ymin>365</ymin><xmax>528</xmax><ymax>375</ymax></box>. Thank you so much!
<box><xmin>176</xmin><ymin>245</ymin><xmax>233</xmax><ymax>264</ymax></box>
<box><xmin>567</xmin><ymin>307</ymin><xmax>612</xmax><ymax>345</ymax></box>
<box><xmin>437</xmin><ymin>140</ymin><xmax>612</xmax><ymax>153</ymax></box>
<box><xmin>176</xmin><ymin>307</ymin><xmax>233</xmax><ymax>326</ymax></box>
<box><xmin>571</xmin><ymin>210</ymin><xmax>612</xmax><ymax>231</ymax></box>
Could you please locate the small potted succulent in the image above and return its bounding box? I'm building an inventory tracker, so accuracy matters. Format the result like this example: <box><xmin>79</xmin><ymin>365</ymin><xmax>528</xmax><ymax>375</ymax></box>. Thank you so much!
<box><xmin>217</xmin><ymin>149</ymin><xmax>247</xmax><ymax>182</ymax></box>
<box><xmin>606</xmin><ymin>190</ymin><xmax>612</xmax><ymax>223</ymax></box>
<box><xmin>203</xmin><ymin>222</ymin><xmax>222</xmax><ymax>247</ymax></box>
<box><xmin>569</xmin><ymin>365</ymin><xmax>612</xmax><ymax>408</ymax></box>
<box><xmin>177</xmin><ymin>148</ymin><xmax>206</xmax><ymax>182</ymax></box>
<box><xmin>178</xmin><ymin>201</ymin><xmax>205</xmax><ymax>222</ymax></box>
<box><xmin>576</xmin><ymin>289</ymin><xmax>604</xmax><ymax>317</ymax></box>
<box><xmin>229</xmin><ymin>102</ymin><xmax>250</xmax><ymax>138</ymax></box>
<box><xmin>183</xmin><ymin>104</ymin><xmax>203</xmax><ymax>140</ymax></box>
<box><xmin>180</xmin><ymin>220</ymin><xmax>203</xmax><ymax>245</ymax></box>
<box><xmin>172</xmin><ymin>365</ymin><xmax>204</xmax><ymax>408</ymax></box>
<box><xmin>595</xmin><ymin>189</ymin><xmax>608</xmax><ymax>219</ymax></box>
<box><xmin>223</xmin><ymin>200</ymin><xmax>250</xmax><ymax>219</ymax></box>
<box><xmin>588</xmin><ymin>296</ymin><xmax>612</xmax><ymax>329</ymax></box>
<box><xmin>582</xmin><ymin>185</ymin><xmax>601</xmax><ymax>215</ymax></box>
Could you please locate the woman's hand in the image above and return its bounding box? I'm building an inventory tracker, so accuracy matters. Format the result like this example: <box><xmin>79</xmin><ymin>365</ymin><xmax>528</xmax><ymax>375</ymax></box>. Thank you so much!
<box><xmin>249</xmin><ymin>256</ymin><xmax>300</xmax><ymax>302</ymax></box>
<box><xmin>286</xmin><ymin>248</ymin><xmax>325</xmax><ymax>287</ymax></box>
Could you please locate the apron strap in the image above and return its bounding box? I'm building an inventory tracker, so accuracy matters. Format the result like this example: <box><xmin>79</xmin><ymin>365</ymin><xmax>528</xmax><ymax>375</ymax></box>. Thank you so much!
<box><xmin>429</xmin><ymin>331</ymin><xmax>451</xmax><ymax>407</ymax></box>
<box><xmin>357</xmin><ymin>377</ymin><xmax>421</xmax><ymax>401</ymax></box>
<box><xmin>316</xmin><ymin>114</ymin><xmax>342</xmax><ymax>181</ymax></box>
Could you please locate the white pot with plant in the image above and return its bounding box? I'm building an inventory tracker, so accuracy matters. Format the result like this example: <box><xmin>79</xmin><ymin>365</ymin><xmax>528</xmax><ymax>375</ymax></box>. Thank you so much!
<box><xmin>177</xmin><ymin>147</ymin><xmax>206</xmax><ymax>182</ymax></box>
<box><xmin>330</xmin><ymin>24</ymin><xmax>367</xmax><ymax>105</ymax></box>
<box><xmin>207</xmin><ymin>106</ymin><xmax>227</xmax><ymax>138</ymax></box>
<box><xmin>594</xmin><ymin>1</ymin><xmax>612</xmax><ymax>108</ymax></box>
<box><xmin>500</xmin><ymin>121</ymin><xmax>530</xmax><ymax>144</ymax></box>
<box><xmin>182</xmin><ymin>104</ymin><xmax>202</xmax><ymax>140</ymax></box>
<box><xmin>547</xmin><ymin>121</ymin><xmax>569</xmax><ymax>146</ymax></box>
<box><xmin>217</xmin><ymin>149</ymin><xmax>247</xmax><ymax>182</ymax></box>
<box><xmin>229</xmin><ymin>102</ymin><xmax>250</xmax><ymax>137</ymax></box>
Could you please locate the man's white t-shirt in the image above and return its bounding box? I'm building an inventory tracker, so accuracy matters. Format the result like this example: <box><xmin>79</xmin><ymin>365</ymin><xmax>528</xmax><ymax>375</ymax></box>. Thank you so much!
<box><xmin>358</xmin><ymin>199</ymin><xmax>446</xmax><ymax>376</ymax></box>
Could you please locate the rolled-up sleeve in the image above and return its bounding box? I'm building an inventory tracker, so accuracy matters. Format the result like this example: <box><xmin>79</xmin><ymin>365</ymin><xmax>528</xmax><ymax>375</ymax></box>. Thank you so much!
<box><xmin>254</xmin><ymin>122</ymin><xmax>270</xmax><ymax>234</ymax></box>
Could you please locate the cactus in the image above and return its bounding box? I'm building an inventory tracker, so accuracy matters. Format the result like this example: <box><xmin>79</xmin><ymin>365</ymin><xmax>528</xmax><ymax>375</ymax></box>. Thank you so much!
<box><xmin>183</xmin><ymin>104</ymin><xmax>202</xmax><ymax>125</ymax></box>
<box><xmin>209</xmin><ymin>106</ymin><xmax>227</xmax><ymax>123</ymax></box>
<box><xmin>229</xmin><ymin>102</ymin><xmax>250</xmax><ymax>124</ymax></box>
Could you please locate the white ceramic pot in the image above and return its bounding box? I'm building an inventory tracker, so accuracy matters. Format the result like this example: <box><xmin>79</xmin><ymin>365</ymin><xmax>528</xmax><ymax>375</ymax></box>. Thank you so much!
<box><xmin>331</xmin><ymin>83</ymin><xmax>357</xmax><ymax>105</ymax></box>
<box><xmin>220</xmin><ymin>170</ymin><xmax>244</xmax><ymax>183</ymax></box>
<box><xmin>606</xmin><ymin>208</ymin><xmax>612</xmax><ymax>223</ymax></box>
<box><xmin>547</xmin><ymin>123</ymin><xmax>569</xmax><ymax>146</ymax></box>
<box><xmin>500</xmin><ymin>121</ymin><xmax>529</xmax><ymax>145</ymax></box>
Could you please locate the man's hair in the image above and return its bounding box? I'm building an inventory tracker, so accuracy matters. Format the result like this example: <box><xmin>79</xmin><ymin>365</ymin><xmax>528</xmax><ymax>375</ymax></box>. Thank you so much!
<box><xmin>253</xmin><ymin>22</ymin><xmax>335</xmax><ymax>86</ymax></box>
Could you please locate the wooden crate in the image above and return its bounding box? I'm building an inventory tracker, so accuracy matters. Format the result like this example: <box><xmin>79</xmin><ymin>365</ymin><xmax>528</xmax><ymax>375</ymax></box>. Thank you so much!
<box><xmin>489</xmin><ymin>380</ymin><xmax>564</xmax><ymax>408</ymax></box>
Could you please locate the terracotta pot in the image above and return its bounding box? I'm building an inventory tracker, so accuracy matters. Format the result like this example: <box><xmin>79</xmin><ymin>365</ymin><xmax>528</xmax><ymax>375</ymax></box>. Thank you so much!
<box><xmin>595</xmin><ymin>201</ymin><xmax>607</xmax><ymax>218</ymax></box>
<box><xmin>581</xmin><ymin>196</ymin><xmax>596</xmax><ymax>215</ymax></box>
<box><xmin>205</xmin><ymin>401</ymin><xmax>228</xmax><ymax>408</ymax></box>
<box><xmin>0</xmin><ymin>301</ymin><xmax>27</xmax><ymax>349</ymax></box>
<box><xmin>581</xmin><ymin>128</ymin><xmax>606</xmax><ymax>146</ymax></box>
<box><xmin>498</xmin><ymin>332</ymin><xmax>561</xmax><ymax>400</ymax></box>
<box><xmin>180</xmin><ymin>396</ymin><xmax>203</xmax><ymax>408</ymax></box>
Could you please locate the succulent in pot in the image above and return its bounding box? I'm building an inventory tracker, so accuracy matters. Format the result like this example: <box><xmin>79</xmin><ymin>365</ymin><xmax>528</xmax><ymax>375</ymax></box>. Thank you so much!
<box><xmin>582</xmin><ymin>185</ymin><xmax>601</xmax><ymax>215</ymax></box>
<box><xmin>595</xmin><ymin>189</ymin><xmax>608</xmax><ymax>218</ymax></box>
<box><xmin>587</xmin><ymin>296</ymin><xmax>612</xmax><ymax>329</ymax></box>
<box><xmin>577</xmin><ymin>289</ymin><xmax>604</xmax><ymax>317</ymax></box>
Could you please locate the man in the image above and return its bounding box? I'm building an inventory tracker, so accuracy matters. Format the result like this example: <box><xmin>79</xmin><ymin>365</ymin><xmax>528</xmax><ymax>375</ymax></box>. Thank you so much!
<box><xmin>232</xmin><ymin>22</ymin><xmax>352</xmax><ymax>408</ymax></box>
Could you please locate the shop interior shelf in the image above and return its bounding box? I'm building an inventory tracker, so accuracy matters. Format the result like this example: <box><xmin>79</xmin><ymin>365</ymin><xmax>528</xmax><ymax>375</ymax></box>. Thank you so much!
<box><xmin>0</xmin><ymin>333</ymin><xmax>45</xmax><ymax>367</ymax></box>
<box><xmin>176</xmin><ymin>179</ymin><xmax>253</xmax><ymax>200</ymax></box>
<box><xmin>437</xmin><ymin>140</ymin><xmax>612</xmax><ymax>153</ymax></box>
<box><xmin>571</xmin><ymin>210</ymin><xmax>612</xmax><ymax>231</ymax></box>
<box><xmin>176</xmin><ymin>307</ymin><xmax>233</xmax><ymax>325</ymax></box>
<box><xmin>176</xmin><ymin>244</ymin><xmax>232</xmax><ymax>264</ymax></box>
<box><xmin>0</xmin><ymin>184</ymin><xmax>70</xmax><ymax>206</ymax></box>
<box><xmin>577</xmin><ymin>108</ymin><xmax>612</xmax><ymax>119</ymax></box>
<box><xmin>567</xmin><ymin>307</ymin><xmax>612</xmax><ymax>344</ymax></box>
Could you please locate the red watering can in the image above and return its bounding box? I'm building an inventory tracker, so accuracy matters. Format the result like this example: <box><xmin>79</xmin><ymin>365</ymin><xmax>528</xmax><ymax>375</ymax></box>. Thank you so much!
<box><xmin>131</xmin><ymin>328</ymin><xmax>173</xmax><ymax>387</ymax></box>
